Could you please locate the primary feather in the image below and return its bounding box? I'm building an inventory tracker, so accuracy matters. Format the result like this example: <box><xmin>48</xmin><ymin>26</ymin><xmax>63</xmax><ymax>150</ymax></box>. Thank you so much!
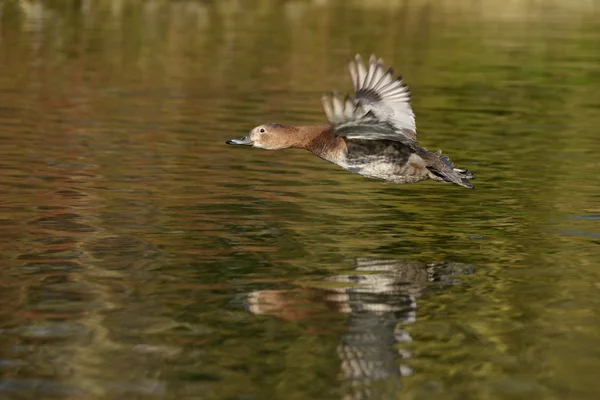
<box><xmin>322</xmin><ymin>54</ymin><xmax>417</xmax><ymax>143</ymax></box>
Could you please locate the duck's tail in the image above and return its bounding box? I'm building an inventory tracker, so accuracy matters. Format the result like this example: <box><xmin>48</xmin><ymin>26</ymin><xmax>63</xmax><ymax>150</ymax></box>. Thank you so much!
<box><xmin>425</xmin><ymin>150</ymin><xmax>475</xmax><ymax>189</ymax></box>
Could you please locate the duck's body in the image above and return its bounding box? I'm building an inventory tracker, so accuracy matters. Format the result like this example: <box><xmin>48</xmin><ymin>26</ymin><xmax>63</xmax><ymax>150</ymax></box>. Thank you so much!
<box><xmin>227</xmin><ymin>55</ymin><xmax>474</xmax><ymax>188</ymax></box>
<box><xmin>344</xmin><ymin>139</ymin><xmax>438</xmax><ymax>185</ymax></box>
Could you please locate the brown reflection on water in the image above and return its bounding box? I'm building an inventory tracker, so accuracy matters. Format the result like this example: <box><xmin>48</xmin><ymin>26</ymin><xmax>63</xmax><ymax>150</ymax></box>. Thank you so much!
<box><xmin>0</xmin><ymin>106</ymin><xmax>169</xmax><ymax>396</ymax></box>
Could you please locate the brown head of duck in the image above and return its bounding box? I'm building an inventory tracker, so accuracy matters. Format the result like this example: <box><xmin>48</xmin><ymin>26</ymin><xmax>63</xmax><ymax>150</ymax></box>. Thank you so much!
<box><xmin>226</xmin><ymin>123</ymin><xmax>345</xmax><ymax>162</ymax></box>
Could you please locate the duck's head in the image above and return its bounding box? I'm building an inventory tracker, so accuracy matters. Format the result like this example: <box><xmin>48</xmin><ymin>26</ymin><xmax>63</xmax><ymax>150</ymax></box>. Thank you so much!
<box><xmin>226</xmin><ymin>123</ymin><xmax>298</xmax><ymax>150</ymax></box>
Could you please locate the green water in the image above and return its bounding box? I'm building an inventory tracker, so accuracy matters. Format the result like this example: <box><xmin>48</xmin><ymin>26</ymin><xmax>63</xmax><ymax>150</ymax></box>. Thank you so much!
<box><xmin>0</xmin><ymin>1</ymin><xmax>599</xmax><ymax>399</ymax></box>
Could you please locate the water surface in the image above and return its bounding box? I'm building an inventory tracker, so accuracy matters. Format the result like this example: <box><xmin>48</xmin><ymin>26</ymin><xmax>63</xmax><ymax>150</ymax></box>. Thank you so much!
<box><xmin>0</xmin><ymin>1</ymin><xmax>599</xmax><ymax>399</ymax></box>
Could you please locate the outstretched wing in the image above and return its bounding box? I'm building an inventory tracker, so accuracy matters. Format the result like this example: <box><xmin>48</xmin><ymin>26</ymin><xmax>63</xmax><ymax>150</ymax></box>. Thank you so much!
<box><xmin>321</xmin><ymin>92</ymin><xmax>408</xmax><ymax>143</ymax></box>
<box><xmin>321</xmin><ymin>54</ymin><xmax>416</xmax><ymax>143</ymax></box>
<box><xmin>350</xmin><ymin>54</ymin><xmax>416</xmax><ymax>139</ymax></box>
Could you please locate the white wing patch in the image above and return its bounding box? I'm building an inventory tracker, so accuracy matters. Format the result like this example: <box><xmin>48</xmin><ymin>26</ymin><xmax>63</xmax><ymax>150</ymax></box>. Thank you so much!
<box><xmin>349</xmin><ymin>54</ymin><xmax>416</xmax><ymax>135</ymax></box>
<box><xmin>321</xmin><ymin>54</ymin><xmax>417</xmax><ymax>143</ymax></box>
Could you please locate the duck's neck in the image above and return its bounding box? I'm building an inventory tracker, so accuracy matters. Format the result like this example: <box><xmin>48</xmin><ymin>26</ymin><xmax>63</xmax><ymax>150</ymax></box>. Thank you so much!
<box><xmin>295</xmin><ymin>125</ymin><xmax>345</xmax><ymax>163</ymax></box>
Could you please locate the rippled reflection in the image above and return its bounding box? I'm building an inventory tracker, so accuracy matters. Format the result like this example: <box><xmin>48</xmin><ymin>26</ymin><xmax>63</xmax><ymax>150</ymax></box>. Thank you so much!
<box><xmin>249</xmin><ymin>258</ymin><xmax>475</xmax><ymax>399</ymax></box>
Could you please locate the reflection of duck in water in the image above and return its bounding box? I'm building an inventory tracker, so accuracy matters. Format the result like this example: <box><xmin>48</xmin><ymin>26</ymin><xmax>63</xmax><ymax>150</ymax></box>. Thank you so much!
<box><xmin>227</xmin><ymin>55</ymin><xmax>474</xmax><ymax>188</ymax></box>
<box><xmin>247</xmin><ymin>258</ymin><xmax>474</xmax><ymax>400</ymax></box>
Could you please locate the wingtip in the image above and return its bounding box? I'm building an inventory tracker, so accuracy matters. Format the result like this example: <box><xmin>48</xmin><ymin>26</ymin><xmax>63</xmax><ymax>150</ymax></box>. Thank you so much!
<box><xmin>367</xmin><ymin>54</ymin><xmax>385</xmax><ymax>67</ymax></box>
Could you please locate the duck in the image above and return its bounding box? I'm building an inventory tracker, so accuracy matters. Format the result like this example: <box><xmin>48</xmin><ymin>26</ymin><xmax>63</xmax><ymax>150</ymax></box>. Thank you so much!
<box><xmin>226</xmin><ymin>54</ymin><xmax>475</xmax><ymax>189</ymax></box>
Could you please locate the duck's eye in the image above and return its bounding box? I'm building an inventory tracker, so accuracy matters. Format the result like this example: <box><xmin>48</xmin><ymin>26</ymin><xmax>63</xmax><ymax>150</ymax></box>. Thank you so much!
<box><xmin>259</xmin><ymin>128</ymin><xmax>266</xmax><ymax>133</ymax></box>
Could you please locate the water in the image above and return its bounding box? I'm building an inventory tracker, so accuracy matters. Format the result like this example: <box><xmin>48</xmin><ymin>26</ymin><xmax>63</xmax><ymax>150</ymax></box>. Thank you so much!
<box><xmin>0</xmin><ymin>1</ymin><xmax>599</xmax><ymax>399</ymax></box>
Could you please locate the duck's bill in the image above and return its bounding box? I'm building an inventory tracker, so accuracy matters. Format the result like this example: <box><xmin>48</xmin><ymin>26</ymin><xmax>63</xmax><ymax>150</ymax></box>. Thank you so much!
<box><xmin>226</xmin><ymin>136</ymin><xmax>253</xmax><ymax>146</ymax></box>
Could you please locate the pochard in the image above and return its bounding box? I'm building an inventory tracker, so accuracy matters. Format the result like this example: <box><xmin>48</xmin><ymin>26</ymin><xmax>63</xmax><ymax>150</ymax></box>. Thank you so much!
<box><xmin>226</xmin><ymin>54</ymin><xmax>474</xmax><ymax>188</ymax></box>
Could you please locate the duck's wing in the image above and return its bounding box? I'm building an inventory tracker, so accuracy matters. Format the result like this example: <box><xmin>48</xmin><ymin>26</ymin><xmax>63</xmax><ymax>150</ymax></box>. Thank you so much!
<box><xmin>321</xmin><ymin>92</ymin><xmax>414</xmax><ymax>145</ymax></box>
<box><xmin>348</xmin><ymin>54</ymin><xmax>416</xmax><ymax>141</ymax></box>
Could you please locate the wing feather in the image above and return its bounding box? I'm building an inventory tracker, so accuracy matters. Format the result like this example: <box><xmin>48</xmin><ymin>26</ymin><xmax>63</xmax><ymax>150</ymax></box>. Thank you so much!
<box><xmin>353</xmin><ymin>55</ymin><xmax>416</xmax><ymax>134</ymax></box>
<box><xmin>321</xmin><ymin>54</ymin><xmax>417</xmax><ymax>143</ymax></box>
